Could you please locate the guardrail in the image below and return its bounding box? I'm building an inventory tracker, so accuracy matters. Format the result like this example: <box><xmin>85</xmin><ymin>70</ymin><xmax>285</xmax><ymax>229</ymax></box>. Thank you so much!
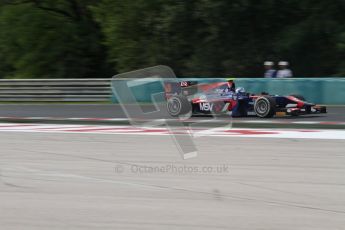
<box><xmin>1</xmin><ymin>78</ymin><xmax>344</xmax><ymax>104</ymax></box>
<box><xmin>0</xmin><ymin>79</ymin><xmax>111</xmax><ymax>102</ymax></box>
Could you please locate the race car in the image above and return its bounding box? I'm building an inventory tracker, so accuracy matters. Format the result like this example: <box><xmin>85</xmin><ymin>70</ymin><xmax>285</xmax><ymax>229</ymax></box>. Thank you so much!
<box><xmin>164</xmin><ymin>80</ymin><xmax>327</xmax><ymax>118</ymax></box>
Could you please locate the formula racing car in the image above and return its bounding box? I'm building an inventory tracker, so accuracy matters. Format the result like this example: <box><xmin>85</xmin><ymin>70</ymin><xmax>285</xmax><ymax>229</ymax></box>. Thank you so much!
<box><xmin>164</xmin><ymin>80</ymin><xmax>327</xmax><ymax>118</ymax></box>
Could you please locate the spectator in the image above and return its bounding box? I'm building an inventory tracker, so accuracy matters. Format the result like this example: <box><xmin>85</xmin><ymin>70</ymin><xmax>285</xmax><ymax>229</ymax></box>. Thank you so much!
<box><xmin>263</xmin><ymin>61</ymin><xmax>276</xmax><ymax>78</ymax></box>
<box><xmin>276</xmin><ymin>61</ymin><xmax>293</xmax><ymax>78</ymax></box>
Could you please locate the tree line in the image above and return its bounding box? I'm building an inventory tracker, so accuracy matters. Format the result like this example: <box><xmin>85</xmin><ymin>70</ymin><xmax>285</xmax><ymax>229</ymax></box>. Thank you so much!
<box><xmin>0</xmin><ymin>0</ymin><xmax>344</xmax><ymax>78</ymax></box>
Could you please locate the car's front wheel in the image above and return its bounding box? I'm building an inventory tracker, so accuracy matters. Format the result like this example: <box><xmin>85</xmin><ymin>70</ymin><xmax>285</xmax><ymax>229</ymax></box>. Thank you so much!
<box><xmin>254</xmin><ymin>96</ymin><xmax>276</xmax><ymax>118</ymax></box>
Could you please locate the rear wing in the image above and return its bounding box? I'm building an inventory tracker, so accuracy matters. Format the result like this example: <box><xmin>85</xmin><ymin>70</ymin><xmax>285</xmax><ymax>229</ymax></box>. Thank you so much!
<box><xmin>164</xmin><ymin>81</ymin><xmax>198</xmax><ymax>98</ymax></box>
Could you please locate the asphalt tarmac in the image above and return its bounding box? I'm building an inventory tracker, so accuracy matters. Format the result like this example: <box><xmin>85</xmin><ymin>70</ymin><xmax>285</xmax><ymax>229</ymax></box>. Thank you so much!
<box><xmin>0</xmin><ymin>131</ymin><xmax>344</xmax><ymax>229</ymax></box>
<box><xmin>0</xmin><ymin>104</ymin><xmax>344</xmax><ymax>122</ymax></box>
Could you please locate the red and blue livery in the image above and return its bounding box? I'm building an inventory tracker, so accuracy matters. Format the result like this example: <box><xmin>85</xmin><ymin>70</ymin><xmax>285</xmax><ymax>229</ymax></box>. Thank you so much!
<box><xmin>165</xmin><ymin>80</ymin><xmax>326</xmax><ymax>118</ymax></box>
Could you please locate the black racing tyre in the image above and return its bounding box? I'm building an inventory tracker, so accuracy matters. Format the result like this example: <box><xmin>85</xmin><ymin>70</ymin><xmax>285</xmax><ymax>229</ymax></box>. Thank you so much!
<box><xmin>254</xmin><ymin>96</ymin><xmax>276</xmax><ymax>118</ymax></box>
<box><xmin>166</xmin><ymin>95</ymin><xmax>191</xmax><ymax>117</ymax></box>
<box><xmin>290</xmin><ymin>94</ymin><xmax>305</xmax><ymax>101</ymax></box>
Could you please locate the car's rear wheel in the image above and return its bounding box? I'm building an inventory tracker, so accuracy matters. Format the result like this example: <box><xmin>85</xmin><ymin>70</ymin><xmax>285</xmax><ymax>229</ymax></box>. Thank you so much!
<box><xmin>254</xmin><ymin>96</ymin><xmax>276</xmax><ymax>118</ymax></box>
<box><xmin>167</xmin><ymin>95</ymin><xmax>191</xmax><ymax>117</ymax></box>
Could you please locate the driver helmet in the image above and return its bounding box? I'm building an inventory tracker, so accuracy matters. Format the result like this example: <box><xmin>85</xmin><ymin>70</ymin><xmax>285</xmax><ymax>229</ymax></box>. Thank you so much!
<box><xmin>226</xmin><ymin>80</ymin><xmax>236</xmax><ymax>92</ymax></box>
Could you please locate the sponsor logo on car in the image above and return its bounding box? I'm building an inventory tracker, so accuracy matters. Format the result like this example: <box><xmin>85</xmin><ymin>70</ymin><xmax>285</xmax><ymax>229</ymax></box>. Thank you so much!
<box><xmin>199</xmin><ymin>102</ymin><xmax>213</xmax><ymax>111</ymax></box>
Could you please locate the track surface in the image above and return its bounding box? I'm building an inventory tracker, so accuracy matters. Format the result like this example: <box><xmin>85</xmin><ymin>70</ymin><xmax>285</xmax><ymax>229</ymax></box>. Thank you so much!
<box><xmin>1</xmin><ymin>131</ymin><xmax>345</xmax><ymax>229</ymax></box>
<box><xmin>0</xmin><ymin>104</ymin><xmax>344</xmax><ymax>122</ymax></box>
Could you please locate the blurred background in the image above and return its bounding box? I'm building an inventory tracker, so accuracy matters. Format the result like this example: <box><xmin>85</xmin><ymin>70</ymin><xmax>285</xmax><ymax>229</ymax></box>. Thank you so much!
<box><xmin>0</xmin><ymin>0</ymin><xmax>345</xmax><ymax>78</ymax></box>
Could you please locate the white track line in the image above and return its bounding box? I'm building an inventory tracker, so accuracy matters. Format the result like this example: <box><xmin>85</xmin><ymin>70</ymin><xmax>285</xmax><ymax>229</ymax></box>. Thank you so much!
<box><xmin>0</xmin><ymin>123</ymin><xmax>345</xmax><ymax>140</ymax></box>
<box><xmin>1</xmin><ymin>116</ymin><xmax>345</xmax><ymax>125</ymax></box>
